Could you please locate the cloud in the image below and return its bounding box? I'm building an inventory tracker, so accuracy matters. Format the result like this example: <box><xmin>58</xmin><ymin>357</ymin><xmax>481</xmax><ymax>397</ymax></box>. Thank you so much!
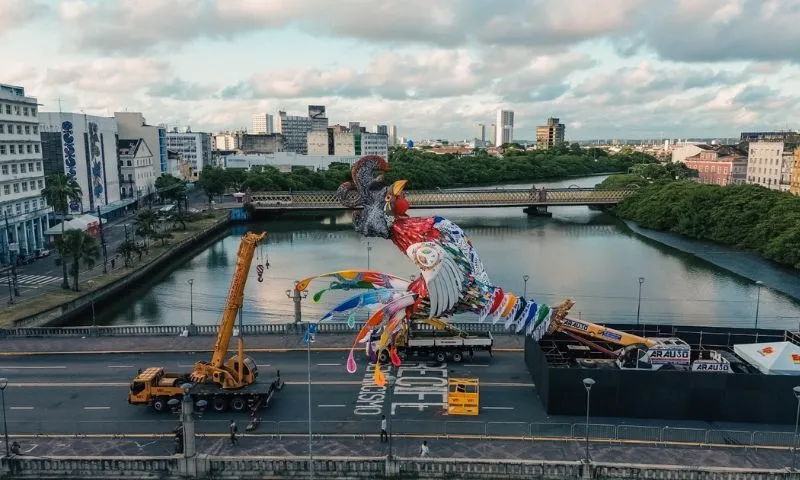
<box><xmin>0</xmin><ymin>0</ymin><xmax>49</xmax><ymax>37</ymax></box>
<box><xmin>44</xmin><ymin>58</ymin><xmax>170</xmax><ymax>94</ymax></box>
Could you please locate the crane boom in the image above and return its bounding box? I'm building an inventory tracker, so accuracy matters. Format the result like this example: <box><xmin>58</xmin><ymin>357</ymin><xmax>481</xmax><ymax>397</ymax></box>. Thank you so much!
<box><xmin>546</xmin><ymin>299</ymin><xmax>656</xmax><ymax>348</ymax></box>
<box><xmin>191</xmin><ymin>231</ymin><xmax>266</xmax><ymax>389</ymax></box>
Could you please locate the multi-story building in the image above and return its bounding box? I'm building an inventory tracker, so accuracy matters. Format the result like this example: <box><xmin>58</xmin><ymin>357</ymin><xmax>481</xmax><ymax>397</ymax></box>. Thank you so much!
<box><xmin>334</xmin><ymin>132</ymin><xmax>356</xmax><ymax>156</ymax></box>
<box><xmin>114</xmin><ymin>112</ymin><xmax>167</xmax><ymax>176</ymax></box>
<box><xmin>536</xmin><ymin>117</ymin><xmax>566</xmax><ymax>150</ymax></box>
<box><xmin>277</xmin><ymin>111</ymin><xmax>312</xmax><ymax>154</ymax></box>
<box><xmin>374</xmin><ymin>124</ymin><xmax>388</xmax><ymax>135</ymax></box>
<box><xmin>791</xmin><ymin>149</ymin><xmax>800</xmax><ymax>195</ymax></box>
<box><xmin>223</xmin><ymin>152</ymin><xmax>360</xmax><ymax>172</ymax></box>
<box><xmin>212</xmin><ymin>131</ymin><xmax>243</xmax><ymax>151</ymax></box>
<box><xmin>495</xmin><ymin>109</ymin><xmax>514</xmax><ymax>147</ymax></box>
<box><xmin>684</xmin><ymin>146</ymin><xmax>747</xmax><ymax>186</ymax></box>
<box><xmin>740</xmin><ymin>131</ymin><xmax>800</xmax><ymax>144</ymax></box>
<box><xmin>251</xmin><ymin>113</ymin><xmax>274</xmax><ymax>135</ymax></box>
<box><xmin>307</xmin><ymin>130</ymin><xmax>331</xmax><ymax>156</ymax></box>
<box><xmin>672</xmin><ymin>143</ymin><xmax>709</xmax><ymax>163</ymax></box>
<box><xmin>117</xmin><ymin>139</ymin><xmax>156</xmax><ymax>199</ymax></box>
<box><xmin>361</xmin><ymin>132</ymin><xmax>389</xmax><ymax>159</ymax></box>
<box><xmin>388</xmin><ymin>125</ymin><xmax>398</xmax><ymax>147</ymax></box>
<box><xmin>0</xmin><ymin>84</ymin><xmax>50</xmax><ymax>262</ymax></box>
<box><xmin>308</xmin><ymin>106</ymin><xmax>328</xmax><ymax>132</ymax></box>
<box><xmin>747</xmin><ymin>141</ymin><xmax>795</xmax><ymax>191</ymax></box>
<box><xmin>39</xmin><ymin>112</ymin><xmax>121</xmax><ymax>213</ymax></box>
<box><xmin>488</xmin><ymin>124</ymin><xmax>497</xmax><ymax>147</ymax></box>
<box><xmin>165</xmin><ymin>128</ymin><xmax>211</xmax><ymax>180</ymax></box>
<box><xmin>475</xmin><ymin>124</ymin><xmax>486</xmax><ymax>146</ymax></box>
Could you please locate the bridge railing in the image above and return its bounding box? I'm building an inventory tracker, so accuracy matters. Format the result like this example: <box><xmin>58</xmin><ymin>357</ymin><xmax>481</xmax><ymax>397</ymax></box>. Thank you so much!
<box><xmin>0</xmin><ymin>321</ymin><xmax>513</xmax><ymax>338</ymax></box>
<box><xmin>248</xmin><ymin>188</ymin><xmax>636</xmax><ymax>208</ymax></box>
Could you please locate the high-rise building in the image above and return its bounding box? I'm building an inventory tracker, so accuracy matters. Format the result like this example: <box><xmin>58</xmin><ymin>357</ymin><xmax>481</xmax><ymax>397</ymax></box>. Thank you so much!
<box><xmin>495</xmin><ymin>109</ymin><xmax>514</xmax><ymax>147</ymax></box>
<box><xmin>39</xmin><ymin>112</ymin><xmax>122</xmax><ymax>213</ymax></box>
<box><xmin>388</xmin><ymin>125</ymin><xmax>398</xmax><ymax>147</ymax></box>
<box><xmin>277</xmin><ymin>111</ymin><xmax>312</xmax><ymax>154</ymax></box>
<box><xmin>251</xmin><ymin>113</ymin><xmax>274</xmax><ymax>134</ymax></box>
<box><xmin>0</xmin><ymin>84</ymin><xmax>50</xmax><ymax>262</ymax></box>
<box><xmin>746</xmin><ymin>141</ymin><xmax>795</xmax><ymax>191</ymax></box>
<box><xmin>536</xmin><ymin>117</ymin><xmax>566</xmax><ymax>150</ymax></box>
<box><xmin>361</xmin><ymin>133</ymin><xmax>389</xmax><ymax>159</ymax></box>
<box><xmin>308</xmin><ymin>105</ymin><xmax>328</xmax><ymax>132</ymax></box>
<box><xmin>307</xmin><ymin>130</ymin><xmax>330</xmax><ymax>156</ymax></box>
<box><xmin>488</xmin><ymin>124</ymin><xmax>497</xmax><ymax>147</ymax></box>
<box><xmin>115</xmin><ymin>112</ymin><xmax>167</xmax><ymax>177</ymax></box>
<box><xmin>475</xmin><ymin>124</ymin><xmax>486</xmax><ymax>145</ymax></box>
<box><xmin>374</xmin><ymin>124</ymin><xmax>388</xmax><ymax>135</ymax></box>
<box><xmin>165</xmin><ymin>128</ymin><xmax>212</xmax><ymax>180</ymax></box>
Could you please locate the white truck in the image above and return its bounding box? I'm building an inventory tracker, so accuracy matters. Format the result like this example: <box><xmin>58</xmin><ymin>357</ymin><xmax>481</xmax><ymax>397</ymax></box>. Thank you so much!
<box><xmin>371</xmin><ymin>326</ymin><xmax>493</xmax><ymax>363</ymax></box>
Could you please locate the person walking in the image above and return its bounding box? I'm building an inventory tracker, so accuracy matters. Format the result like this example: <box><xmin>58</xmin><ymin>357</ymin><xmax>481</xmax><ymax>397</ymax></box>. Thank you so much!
<box><xmin>419</xmin><ymin>440</ymin><xmax>429</xmax><ymax>457</ymax></box>
<box><xmin>380</xmin><ymin>415</ymin><xmax>388</xmax><ymax>443</ymax></box>
<box><xmin>229</xmin><ymin>419</ymin><xmax>239</xmax><ymax>446</ymax></box>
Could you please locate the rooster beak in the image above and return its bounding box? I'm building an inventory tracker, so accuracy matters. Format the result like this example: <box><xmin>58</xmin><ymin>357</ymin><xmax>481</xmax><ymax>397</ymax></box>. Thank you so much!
<box><xmin>392</xmin><ymin>180</ymin><xmax>408</xmax><ymax>196</ymax></box>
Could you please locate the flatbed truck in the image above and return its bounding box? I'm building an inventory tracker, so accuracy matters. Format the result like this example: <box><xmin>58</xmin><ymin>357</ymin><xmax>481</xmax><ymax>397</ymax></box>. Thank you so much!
<box><xmin>372</xmin><ymin>324</ymin><xmax>493</xmax><ymax>363</ymax></box>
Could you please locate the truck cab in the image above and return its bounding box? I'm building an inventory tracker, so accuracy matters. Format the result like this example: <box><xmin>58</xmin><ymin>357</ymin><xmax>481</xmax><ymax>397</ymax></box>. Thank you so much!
<box><xmin>128</xmin><ymin>367</ymin><xmax>187</xmax><ymax>409</ymax></box>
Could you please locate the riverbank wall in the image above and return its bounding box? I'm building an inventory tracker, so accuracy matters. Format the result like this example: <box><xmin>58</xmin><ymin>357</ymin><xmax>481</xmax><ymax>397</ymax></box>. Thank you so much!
<box><xmin>622</xmin><ymin>220</ymin><xmax>800</xmax><ymax>302</ymax></box>
<box><xmin>10</xmin><ymin>213</ymin><xmax>232</xmax><ymax>329</ymax></box>
<box><xmin>2</xmin><ymin>455</ymin><xmax>795</xmax><ymax>479</ymax></box>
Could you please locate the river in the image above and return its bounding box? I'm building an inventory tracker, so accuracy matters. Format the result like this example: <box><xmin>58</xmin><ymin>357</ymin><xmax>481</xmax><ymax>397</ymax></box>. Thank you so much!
<box><xmin>94</xmin><ymin>175</ymin><xmax>800</xmax><ymax>330</ymax></box>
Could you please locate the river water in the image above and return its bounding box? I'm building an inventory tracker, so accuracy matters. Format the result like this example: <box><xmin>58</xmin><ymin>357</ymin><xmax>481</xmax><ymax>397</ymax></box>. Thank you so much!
<box><xmin>95</xmin><ymin>176</ymin><xmax>800</xmax><ymax>330</ymax></box>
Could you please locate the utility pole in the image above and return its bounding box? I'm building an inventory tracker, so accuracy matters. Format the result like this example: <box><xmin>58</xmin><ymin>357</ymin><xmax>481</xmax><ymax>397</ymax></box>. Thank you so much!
<box><xmin>3</xmin><ymin>212</ymin><xmax>19</xmax><ymax>298</ymax></box>
<box><xmin>96</xmin><ymin>206</ymin><xmax>108</xmax><ymax>274</ymax></box>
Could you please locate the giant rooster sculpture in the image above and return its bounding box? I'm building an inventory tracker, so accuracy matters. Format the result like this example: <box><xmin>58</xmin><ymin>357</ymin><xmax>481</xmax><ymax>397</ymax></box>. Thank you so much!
<box><xmin>295</xmin><ymin>156</ymin><xmax>572</xmax><ymax>386</ymax></box>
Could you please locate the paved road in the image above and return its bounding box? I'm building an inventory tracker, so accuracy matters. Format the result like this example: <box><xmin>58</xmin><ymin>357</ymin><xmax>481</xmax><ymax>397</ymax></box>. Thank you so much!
<box><xmin>0</xmin><ymin>350</ymin><xmax>794</xmax><ymax>438</ymax></box>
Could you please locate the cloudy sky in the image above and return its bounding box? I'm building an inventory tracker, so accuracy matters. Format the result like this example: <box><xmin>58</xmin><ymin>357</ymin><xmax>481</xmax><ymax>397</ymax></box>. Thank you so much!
<box><xmin>3</xmin><ymin>0</ymin><xmax>800</xmax><ymax>141</ymax></box>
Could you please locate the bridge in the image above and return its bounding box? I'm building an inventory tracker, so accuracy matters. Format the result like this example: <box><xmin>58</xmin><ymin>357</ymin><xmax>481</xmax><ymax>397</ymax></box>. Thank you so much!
<box><xmin>249</xmin><ymin>187</ymin><xmax>635</xmax><ymax>214</ymax></box>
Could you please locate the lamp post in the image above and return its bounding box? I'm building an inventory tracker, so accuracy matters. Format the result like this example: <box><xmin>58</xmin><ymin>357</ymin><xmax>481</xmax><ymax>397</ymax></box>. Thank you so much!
<box><xmin>523</xmin><ymin>275</ymin><xmax>530</xmax><ymax>298</ymax></box>
<box><xmin>636</xmin><ymin>277</ymin><xmax>645</xmax><ymax>327</ymax></box>
<box><xmin>582</xmin><ymin>377</ymin><xmax>595</xmax><ymax>463</ymax></box>
<box><xmin>793</xmin><ymin>386</ymin><xmax>800</xmax><ymax>469</ymax></box>
<box><xmin>302</xmin><ymin>322</ymin><xmax>317</xmax><ymax>479</ymax></box>
<box><xmin>0</xmin><ymin>377</ymin><xmax>8</xmax><ymax>457</ymax></box>
<box><xmin>286</xmin><ymin>282</ymin><xmax>308</xmax><ymax>326</ymax></box>
<box><xmin>367</xmin><ymin>241</ymin><xmax>373</xmax><ymax>270</ymax></box>
<box><xmin>387</xmin><ymin>373</ymin><xmax>395</xmax><ymax>460</ymax></box>
<box><xmin>755</xmin><ymin>280</ymin><xmax>764</xmax><ymax>329</ymax></box>
<box><xmin>187</xmin><ymin>279</ymin><xmax>194</xmax><ymax>327</ymax></box>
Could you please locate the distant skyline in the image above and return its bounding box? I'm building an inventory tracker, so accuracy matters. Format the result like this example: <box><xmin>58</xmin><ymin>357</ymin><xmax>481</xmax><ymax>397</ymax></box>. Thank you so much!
<box><xmin>3</xmin><ymin>0</ymin><xmax>800</xmax><ymax>141</ymax></box>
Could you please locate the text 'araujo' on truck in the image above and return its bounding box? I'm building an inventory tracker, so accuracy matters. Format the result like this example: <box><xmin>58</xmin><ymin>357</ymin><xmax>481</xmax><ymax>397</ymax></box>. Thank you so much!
<box><xmin>128</xmin><ymin>232</ymin><xmax>283</xmax><ymax>414</ymax></box>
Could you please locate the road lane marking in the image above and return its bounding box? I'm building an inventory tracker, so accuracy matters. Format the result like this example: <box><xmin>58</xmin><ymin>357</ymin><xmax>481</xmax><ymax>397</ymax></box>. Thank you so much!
<box><xmin>83</xmin><ymin>406</ymin><xmax>111</xmax><ymax>410</ymax></box>
<box><xmin>316</xmin><ymin>363</ymin><xmax>341</xmax><ymax>366</ymax></box>
<box><xmin>464</xmin><ymin>364</ymin><xmax>489</xmax><ymax>367</ymax></box>
<box><xmin>318</xmin><ymin>404</ymin><xmax>346</xmax><ymax>408</ymax></box>
<box><xmin>482</xmin><ymin>406</ymin><xmax>514</xmax><ymax>410</ymax></box>
<box><xmin>10</xmin><ymin>407</ymin><xmax>33</xmax><ymax>410</ymax></box>
<box><xmin>0</xmin><ymin>366</ymin><xmax>67</xmax><ymax>369</ymax></box>
<box><xmin>177</xmin><ymin>364</ymin><xmax>195</xmax><ymax>368</ymax></box>
<box><xmin>257</xmin><ymin>364</ymin><xmax>271</xmax><ymax>367</ymax></box>
<box><xmin>107</xmin><ymin>365</ymin><xmax>134</xmax><ymax>368</ymax></box>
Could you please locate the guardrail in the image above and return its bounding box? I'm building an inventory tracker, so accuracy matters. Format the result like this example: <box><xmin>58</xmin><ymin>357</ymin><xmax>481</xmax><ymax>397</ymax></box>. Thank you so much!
<box><xmin>0</xmin><ymin>320</ymin><xmax>511</xmax><ymax>338</ymax></box>
<box><xmin>9</xmin><ymin>418</ymin><xmax>797</xmax><ymax>449</ymax></box>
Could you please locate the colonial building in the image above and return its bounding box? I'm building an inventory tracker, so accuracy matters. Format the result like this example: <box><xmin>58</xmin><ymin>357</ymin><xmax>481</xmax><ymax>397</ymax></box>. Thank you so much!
<box><xmin>746</xmin><ymin>141</ymin><xmax>795</xmax><ymax>191</ymax></box>
<box><xmin>684</xmin><ymin>146</ymin><xmax>747</xmax><ymax>186</ymax></box>
<box><xmin>117</xmin><ymin>139</ymin><xmax>156</xmax><ymax>200</ymax></box>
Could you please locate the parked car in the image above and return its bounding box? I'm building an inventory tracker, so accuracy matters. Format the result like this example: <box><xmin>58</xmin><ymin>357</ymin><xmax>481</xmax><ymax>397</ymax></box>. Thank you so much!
<box><xmin>35</xmin><ymin>249</ymin><xmax>50</xmax><ymax>258</ymax></box>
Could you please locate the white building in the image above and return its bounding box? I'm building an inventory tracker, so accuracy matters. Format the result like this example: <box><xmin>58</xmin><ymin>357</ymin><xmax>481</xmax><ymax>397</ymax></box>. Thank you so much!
<box><xmin>223</xmin><ymin>152</ymin><xmax>360</xmax><ymax>172</ymax></box>
<box><xmin>39</xmin><ymin>112</ymin><xmax>121</xmax><ymax>214</ymax></box>
<box><xmin>165</xmin><ymin>129</ymin><xmax>212</xmax><ymax>180</ymax></box>
<box><xmin>277</xmin><ymin>111</ymin><xmax>312</xmax><ymax>154</ymax></box>
<box><xmin>117</xmin><ymin>139</ymin><xmax>156</xmax><ymax>199</ymax></box>
<box><xmin>334</xmin><ymin>132</ymin><xmax>356</xmax><ymax>156</ymax></box>
<box><xmin>213</xmin><ymin>131</ymin><xmax>243</xmax><ymax>151</ymax></box>
<box><xmin>388</xmin><ymin>125</ymin><xmax>398</xmax><ymax>147</ymax></box>
<box><xmin>488</xmin><ymin>124</ymin><xmax>497</xmax><ymax>147</ymax></box>
<box><xmin>361</xmin><ymin>132</ymin><xmax>389</xmax><ymax>159</ymax></box>
<box><xmin>115</xmin><ymin>112</ymin><xmax>167</xmax><ymax>177</ymax></box>
<box><xmin>747</xmin><ymin>141</ymin><xmax>794</xmax><ymax>191</ymax></box>
<box><xmin>0</xmin><ymin>84</ymin><xmax>50</xmax><ymax>261</ymax></box>
<box><xmin>496</xmin><ymin>109</ymin><xmax>514</xmax><ymax>147</ymax></box>
<box><xmin>307</xmin><ymin>130</ymin><xmax>330</xmax><ymax>155</ymax></box>
<box><xmin>251</xmin><ymin>113</ymin><xmax>273</xmax><ymax>135</ymax></box>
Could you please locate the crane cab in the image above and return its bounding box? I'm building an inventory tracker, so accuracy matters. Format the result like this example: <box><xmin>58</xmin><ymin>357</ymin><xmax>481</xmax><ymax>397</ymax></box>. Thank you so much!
<box><xmin>128</xmin><ymin>367</ymin><xmax>188</xmax><ymax>408</ymax></box>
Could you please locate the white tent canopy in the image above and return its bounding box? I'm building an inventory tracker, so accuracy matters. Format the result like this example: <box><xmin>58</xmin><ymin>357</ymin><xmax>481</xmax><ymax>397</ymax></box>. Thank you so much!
<box><xmin>44</xmin><ymin>214</ymin><xmax>105</xmax><ymax>235</ymax></box>
<box><xmin>733</xmin><ymin>341</ymin><xmax>800</xmax><ymax>375</ymax></box>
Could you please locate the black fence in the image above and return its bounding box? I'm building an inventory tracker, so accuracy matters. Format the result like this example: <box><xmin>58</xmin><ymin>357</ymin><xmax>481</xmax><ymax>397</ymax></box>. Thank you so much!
<box><xmin>525</xmin><ymin>324</ymin><xmax>800</xmax><ymax>424</ymax></box>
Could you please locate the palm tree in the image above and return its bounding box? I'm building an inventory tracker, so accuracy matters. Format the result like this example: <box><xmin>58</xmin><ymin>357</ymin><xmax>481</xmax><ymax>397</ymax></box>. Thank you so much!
<box><xmin>41</xmin><ymin>174</ymin><xmax>82</xmax><ymax>289</ymax></box>
<box><xmin>134</xmin><ymin>208</ymin><xmax>159</xmax><ymax>247</ymax></box>
<box><xmin>54</xmin><ymin>229</ymin><xmax>99</xmax><ymax>291</ymax></box>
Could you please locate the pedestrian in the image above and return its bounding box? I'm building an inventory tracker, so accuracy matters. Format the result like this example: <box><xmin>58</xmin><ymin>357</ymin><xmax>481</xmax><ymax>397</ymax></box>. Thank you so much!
<box><xmin>229</xmin><ymin>419</ymin><xmax>239</xmax><ymax>446</ymax></box>
<box><xmin>10</xmin><ymin>441</ymin><xmax>22</xmax><ymax>456</ymax></box>
<box><xmin>419</xmin><ymin>440</ymin><xmax>429</xmax><ymax>457</ymax></box>
<box><xmin>380</xmin><ymin>415</ymin><xmax>388</xmax><ymax>443</ymax></box>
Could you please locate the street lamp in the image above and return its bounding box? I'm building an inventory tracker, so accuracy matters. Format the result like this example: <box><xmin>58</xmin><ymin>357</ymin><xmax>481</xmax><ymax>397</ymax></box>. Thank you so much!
<box><xmin>523</xmin><ymin>275</ymin><xmax>530</xmax><ymax>298</ymax></box>
<box><xmin>387</xmin><ymin>372</ymin><xmax>396</xmax><ymax>460</ymax></box>
<box><xmin>286</xmin><ymin>282</ymin><xmax>308</xmax><ymax>326</ymax></box>
<box><xmin>636</xmin><ymin>277</ymin><xmax>645</xmax><ymax>327</ymax></box>
<box><xmin>0</xmin><ymin>377</ymin><xmax>8</xmax><ymax>457</ymax></box>
<box><xmin>367</xmin><ymin>241</ymin><xmax>373</xmax><ymax>270</ymax></box>
<box><xmin>582</xmin><ymin>377</ymin><xmax>595</xmax><ymax>463</ymax></box>
<box><xmin>793</xmin><ymin>386</ymin><xmax>800</xmax><ymax>469</ymax></box>
<box><xmin>755</xmin><ymin>280</ymin><xmax>764</xmax><ymax>330</ymax></box>
<box><xmin>302</xmin><ymin>322</ymin><xmax>317</xmax><ymax>479</ymax></box>
<box><xmin>187</xmin><ymin>279</ymin><xmax>194</xmax><ymax>327</ymax></box>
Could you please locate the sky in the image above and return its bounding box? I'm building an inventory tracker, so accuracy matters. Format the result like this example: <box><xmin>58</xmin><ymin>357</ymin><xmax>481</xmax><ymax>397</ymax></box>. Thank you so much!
<box><xmin>2</xmin><ymin>0</ymin><xmax>800</xmax><ymax>142</ymax></box>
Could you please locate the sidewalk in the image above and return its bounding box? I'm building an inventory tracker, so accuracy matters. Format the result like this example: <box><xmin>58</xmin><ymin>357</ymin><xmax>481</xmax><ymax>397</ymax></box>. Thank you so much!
<box><xmin>8</xmin><ymin>435</ymin><xmax>793</xmax><ymax>470</ymax></box>
<box><xmin>0</xmin><ymin>332</ymin><xmax>525</xmax><ymax>354</ymax></box>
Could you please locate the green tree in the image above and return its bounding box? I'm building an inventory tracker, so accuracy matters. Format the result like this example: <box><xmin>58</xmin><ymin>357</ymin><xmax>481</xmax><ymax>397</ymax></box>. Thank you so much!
<box><xmin>134</xmin><ymin>208</ymin><xmax>159</xmax><ymax>246</ymax></box>
<box><xmin>40</xmin><ymin>174</ymin><xmax>83</xmax><ymax>289</ymax></box>
<box><xmin>155</xmin><ymin>174</ymin><xmax>187</xmax><ymax>210</ymax></box>
<box><xmin>117</xmin><ymin>239</ymin><xmax>141</xmax><ymax>267</ymax></box>
<box><xmin>197</xmin><ymin>167</ymin><xmax>228</xmax><ymax>207</ymax></box>
<box><xmin>54</xmin><ymin>229</ymin><xmax>99</xmax><ymax>291</ymax></box>
<box><xmin>569</xmin><ymin>143</ymin><xmax>582</xmax><ymax>155</ymax></box>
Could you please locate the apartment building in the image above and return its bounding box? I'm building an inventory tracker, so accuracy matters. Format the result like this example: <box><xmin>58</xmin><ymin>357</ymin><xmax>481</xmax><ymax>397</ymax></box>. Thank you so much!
<box><xmin>747</xmin><ymin>141</ymin><xmax>795</xmax><ymax>191</ymax></box>
<box><xmin>684</xmin><ymin>146</ymin><xmax>747</xmax><ymax>186</ymax></box>
<box><xmin>536</xmin><ymin>117</ymin><xmax>566</xmax><ymax>150</ymax></box>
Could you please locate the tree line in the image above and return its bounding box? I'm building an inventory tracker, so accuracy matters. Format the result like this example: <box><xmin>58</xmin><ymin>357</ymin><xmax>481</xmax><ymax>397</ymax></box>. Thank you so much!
<box><xmin>195</xmin><ymin>146</ymin><xmax>660</xmax><ymax>198</ymax></box>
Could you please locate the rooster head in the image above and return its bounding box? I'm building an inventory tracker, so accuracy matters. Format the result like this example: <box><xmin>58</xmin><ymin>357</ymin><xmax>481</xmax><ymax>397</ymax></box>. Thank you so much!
<box><xmin>335</xmin><ymin>156</ymin><xmax>409</xmax><ymax>239</ymax></box>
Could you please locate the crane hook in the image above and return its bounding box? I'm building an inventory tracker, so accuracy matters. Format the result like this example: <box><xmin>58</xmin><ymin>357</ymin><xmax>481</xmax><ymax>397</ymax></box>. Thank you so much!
<box><xmin>256</xmin><ymin>264</ymin><xmax>264</xmax><ymax>283</ymax></box>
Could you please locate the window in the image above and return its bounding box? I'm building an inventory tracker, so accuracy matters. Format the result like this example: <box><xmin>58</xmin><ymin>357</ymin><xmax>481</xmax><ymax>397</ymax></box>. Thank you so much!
<box><xmin>0</xmin><ymin>165</ymin><xmax>5</xmax><ymax>174</ymax></box>
<box><xmin>15</xmin><ymin>204</ymin><xmax>20</xmax><ymax>214</ymax></box>
<box><xmin>26</xmin><ymin>145</ymin><xmax>32</xmax><ymax>154</ymax></box>
<box><xmin>13</xmin><ymin>183</ymin><xmax>19</xmax><ymax>193</ymax></box>
<box><xmin>23</xmin><ymin>201</ymin><xmax>29</xmax><ymax>212</ymax></box>
<box><xmin>24</xmin><ymin>125</ymin><xmax>30</xmax><ymax>134</ymax></box>
<box><xmin>15</xmin><ymin>125</ymin><xmax>21</xmax><ymax>134</ymax></box>
<box><xmin>28</xmin><ymin>162</ymin><xmax>33</xmax><ymax>171</ymax></box>
<box><xmin>0</xmin><ymin>124</ymin><xmax>3</xmax><ymax>133</ymax></box>
<box><xmin>2</xmin><ymin>185</ymin><xmax>8</xmax><ymax>195</ymax></box>
<box><xmin>4</xmin><ymin>105</ymin><xmax>9</xmax><ymax>114</ymax></box>
<box><xmin>29</xmin><ymin>181</ymin><xmax>35</xmax><ymax>191</ymax></box>
<box><xmin>31</xmin><ymin>108</ymin><xmax>36</xmax><ymax>116</ymax></box>
<box><xmin>19</xmin><ymin>163</ymin><xmax>25</xmax><ymax>173</ymax></box>
<box><xmin>11</xmin><ymin>164</ymin><xmax>17</xmax><ymax>174</ymax></box>
<box><xmin>22</xmin><ymin>107</ymin><xmax>28</xmax><ymax>116</ymax></box>
<box><xmin>8</xmin><ymin>145</ymin><xmax>14</xmax><ymax>154</ymax></box>
<box><xmin>0</xmin><ymin>145</ymin><xmax>5</xmax><ymax>155</ymax></box>
<box><xmin>21</xmin><ymin>182</ymin><xmax>27</xmax><ymax>192</ymax></box>
<box><xmin>34</xmin><ymin>144</ymin><xmax>39</xmax><ymax>154</ymax></box>
<box><xmin>36</xmin><ymin>162</ymin><xmax>41</xmax><ymax>171</ymax></box>
<box><xmin>32</xmin><ymin>126</ymin><xmax>37</xmax><ymax>134</ymax></box>
<box><xmin>37</xmin><ymin>179</ymin><xmax>43</xmax><ymax>189</ymax></box>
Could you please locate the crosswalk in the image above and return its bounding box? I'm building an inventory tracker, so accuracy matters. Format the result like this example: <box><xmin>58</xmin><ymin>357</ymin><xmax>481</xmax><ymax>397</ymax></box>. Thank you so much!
<box><xmin>6</xmin><ymin>274</ymin><xmax>61</xmax><ymax>286</ymax></box>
